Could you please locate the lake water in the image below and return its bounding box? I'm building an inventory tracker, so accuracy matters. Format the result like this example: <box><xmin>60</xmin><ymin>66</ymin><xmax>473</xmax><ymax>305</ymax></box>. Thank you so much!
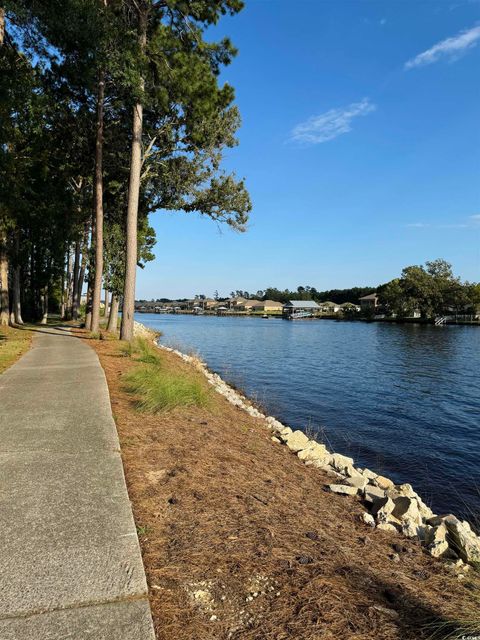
<box><xmin>136</xmin><ymin>313</ymin><xmax>480</xmax><ymax>521</ymax></box>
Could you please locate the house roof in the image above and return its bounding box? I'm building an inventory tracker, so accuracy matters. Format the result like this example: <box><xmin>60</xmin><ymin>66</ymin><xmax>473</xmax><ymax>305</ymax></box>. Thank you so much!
<box><xmin>320</xmin><ymin>300</ymin><xmax>338</xmax><ymax>306</ymax></box>
<box><xmin>359</xmin><ymin>293</ymin><xmax>378</xmax><ymax>300</ymax></box>
<box><xmin>284</xmin><ymin>300</ymin><xmax>320</xmax><ymax>309</ymax></box>
<box><xmin>263</xmin><ymin>300</ymin><xmax>282</xmax><ymax>306</ymax></box>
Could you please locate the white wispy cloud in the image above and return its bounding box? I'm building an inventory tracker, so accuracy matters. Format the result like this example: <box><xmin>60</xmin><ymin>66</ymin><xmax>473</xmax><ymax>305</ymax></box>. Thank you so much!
<box><xmin>290</xmin><ymin>98</ymin><xmax>376</xmax><ymax>145</ymax></box>
<box><xmin>406</xmin><ymin>216</ymin><xmax>479</xmax><ymax>229</ymax></box>
<box><xmin>405</xmin><ymin>24</ymin><xmax>480</xmax><ymax>69</ymax></box>
<box><xmin>406</xmin><ymin>222</ymin><xmax>430</xmax><ymax>228</ymax></box>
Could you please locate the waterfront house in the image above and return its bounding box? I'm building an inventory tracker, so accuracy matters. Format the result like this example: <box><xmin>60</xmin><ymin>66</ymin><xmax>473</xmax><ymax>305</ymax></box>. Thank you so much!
<box><xmin>228</xmin><ymin>296</ymin><xmax>248</xmax><ymax>310</ymax></box>
<box><xmin>243</xmin><ymin>299</ymin><xmax>262</xmax><ymax>310</ymax></box>
<box><xmin>248</xmin><ymin>300</ymin><xmax>283</xmax><ymax>313</ymax></box>
<box><xmin>283</xmin><ymin>300</ymin><xmax>320</xmax><ymax>318</ymax></box>
<box><xmin>359</xmin><ymin>293</ymin><xmax>379</xmax><ymax>310</ymax></box>
<box><xmin>319</xmin><ymin>301</ymin><xmax>341</xmax><ymax>313</ymax></box>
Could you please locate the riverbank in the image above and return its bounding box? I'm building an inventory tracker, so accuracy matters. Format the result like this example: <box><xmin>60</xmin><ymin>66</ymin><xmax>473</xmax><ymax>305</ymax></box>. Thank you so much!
<box><xmin>134</xmin><ymin>313</ymin><xmax>480</xmax><ymax>519</ymax></box>
<box><xmin>84</xmin><ymin>323</ymin><xmax>479</xmax><ymax>640</ymax></box>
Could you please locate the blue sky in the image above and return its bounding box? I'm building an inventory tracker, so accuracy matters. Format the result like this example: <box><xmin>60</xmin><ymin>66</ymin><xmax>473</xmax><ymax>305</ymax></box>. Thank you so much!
<box><xmin>137</xmin><ymin>0</ymin><xmax>480</xmax><ymax>299</ymax></box>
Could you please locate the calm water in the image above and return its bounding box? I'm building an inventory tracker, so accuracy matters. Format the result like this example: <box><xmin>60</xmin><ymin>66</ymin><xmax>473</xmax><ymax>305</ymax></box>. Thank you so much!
<box><xmin>137</xmin><ymin>313</ymin><xmax>480</xmax><ymax>519</ymax></box>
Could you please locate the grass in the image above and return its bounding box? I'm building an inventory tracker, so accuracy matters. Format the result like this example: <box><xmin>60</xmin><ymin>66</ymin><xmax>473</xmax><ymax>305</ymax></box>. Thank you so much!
<box><xmin>425</xmin><ymin>599</ymin><xmax>480</xmax><ymax>640</ymax></box>
<box><xmin>0</xmin><ymin>325</ymin><xmax>33</xmax><ymax>374</ymax></box>
<box><xmin>121</xmin><ymin>337</ymin><xmax>209</xmax><ymax>413</ymax></box>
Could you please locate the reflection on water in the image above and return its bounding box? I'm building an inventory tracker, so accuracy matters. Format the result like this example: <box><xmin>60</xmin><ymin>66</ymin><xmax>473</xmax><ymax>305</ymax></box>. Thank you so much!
<box><xmin>137</xmin><ymin>313</ymin><xmax>480</xmax><ymax>519</ymax></box>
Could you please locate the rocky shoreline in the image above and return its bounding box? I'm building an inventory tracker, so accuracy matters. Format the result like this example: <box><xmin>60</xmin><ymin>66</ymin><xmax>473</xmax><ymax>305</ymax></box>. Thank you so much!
<box><xmin>133</xmin><ymin>321</ymin><xmax>480</xmax><ymax>572</ymax></box>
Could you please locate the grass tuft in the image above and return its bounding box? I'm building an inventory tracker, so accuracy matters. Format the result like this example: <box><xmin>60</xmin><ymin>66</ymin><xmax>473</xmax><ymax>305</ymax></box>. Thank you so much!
<box><xmin>424</xmin><ymin>591</ymin><xmax>480</xmax><ymax>639</ymax></box>
<box><xmin>119</xmin><ymin>337</ymin><xmax>162</xmax><ymax>365</ymax></box>
<box><xmin>123</xmin><ymin>364</ymin><xmax>209</xmax><ymax>413</ymax></box>
<box><xmin>120</xmin><ymin>338</ymin><xmax>209</xmax><ymax>413</ymax></box>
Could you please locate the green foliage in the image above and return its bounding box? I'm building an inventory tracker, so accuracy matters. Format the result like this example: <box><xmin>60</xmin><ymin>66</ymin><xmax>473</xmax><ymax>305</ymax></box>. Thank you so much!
<box><xmin>2</xmin><ymin>0</ymin><xmax>249</xmax><ymax>325</ymax></box>
<box><xmin>121</xmin><ymin>339</ymin><xmax>209</xmax><ymax>413</ymax></box>
<box><xmin>119</xmin><ymin>337</ymin><xmax>163</xmax><ymax>366</ymax></box>
<box><xmin>238</xmin><ymin>286</ymin><xmax>375</xmax><ymax>305</ymax></box>
<box><xmin>123</xmin><ymin>364</ymin><xmax>209</xmax><ymax>413</ymax></box>
<box><xmin>378</xmin><ymin>259</ymin><xmax>479</xmax><ymax>319</ymax></box>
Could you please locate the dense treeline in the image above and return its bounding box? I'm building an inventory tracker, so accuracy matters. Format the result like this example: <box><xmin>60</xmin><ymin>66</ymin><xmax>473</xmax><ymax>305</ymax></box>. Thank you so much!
<box><xmin>378</xmin><ymin>259</ymin><xmax>480</xmax><ymax>319</ymax></box>
<box><xmin>223</xmin><ymin>286</ymin><xmax>376</xmax><ymax>304</ymax></box>
<box><xmin>0</xmin><ymin>1</ymin><xmax>250</xmax><ymax>338</ymax></box>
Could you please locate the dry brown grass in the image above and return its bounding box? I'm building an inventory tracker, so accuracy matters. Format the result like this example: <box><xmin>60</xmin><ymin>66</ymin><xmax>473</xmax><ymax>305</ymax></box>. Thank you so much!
<box><xmin>84</xmin><ymin>331</ymin><xmax>479</xmax><ymax>640</ymax></box>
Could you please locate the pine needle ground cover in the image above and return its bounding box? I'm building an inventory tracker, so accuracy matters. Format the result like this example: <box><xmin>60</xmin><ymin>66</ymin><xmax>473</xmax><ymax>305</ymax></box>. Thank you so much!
<box><xmin>0</xmin><ymin>326</ymin><xmax>32</xmax><ymax>374</ymax></box>
<box><xmin>85</xmin><ymin>331</ymin><xmax>480</xmax><ymax>640</ymax></box>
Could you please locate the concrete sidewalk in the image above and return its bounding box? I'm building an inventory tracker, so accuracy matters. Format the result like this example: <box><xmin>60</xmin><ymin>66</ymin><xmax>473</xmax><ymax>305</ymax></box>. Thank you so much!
<box><xmin>0</xmin><ymin>326</ymin><xmax>155</xmax><ymax>639</ymax></box>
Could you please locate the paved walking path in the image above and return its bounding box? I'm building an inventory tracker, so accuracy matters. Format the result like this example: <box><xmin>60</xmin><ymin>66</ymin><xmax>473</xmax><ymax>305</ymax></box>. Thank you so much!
<box><xmin>0</xmin><ymin>326</ymin><xmax>155</xmax><ymax>639</ymax></box>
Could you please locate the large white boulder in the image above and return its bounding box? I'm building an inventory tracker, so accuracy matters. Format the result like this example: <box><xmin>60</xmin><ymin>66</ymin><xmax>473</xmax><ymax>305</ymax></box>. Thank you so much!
<box><xmin>425</xmin><ymin>524</ymin><xmax>449</xmax><ymax>558</ymax></box>
<box><xmin>372</xmin><ymin>497</ymin><xmax>396</xmax><ymax>523</ymax></box>
<box><xmin>285</xmin><ymin>430</ymin><xmax>310</xmax><ymax>452</ymax></box>
<box><xmin>374</xmin><ymin>475</ymin><xmax>395</xmax><ymax>490</ymax></box>
<box><xmin>392</xmin><ymin>496</ymin><xmax>422</xmax><ymax>525</ymax></box>
<box><xmin>443</xmin><ymin>516</ymin><xmax>480</xmax><ymax>564</ymax></box>
<box><xmin>364</xmin><ymin>485</ymin><xmax>386</xmax><ymax>503</ymax></box>
<box><xmin>328</xmin><ymin>484</ymin><xmax>358</xmax><ymax>496</ymax></box>
<box><xmin>331</xmin><ymin>453</ymin><xmax>354</xmax><ymax>473</ymax></box>
<box><xmin>297</xmin><ymin>441</ymin><xmax>330</xmax><ymax>462</ymax></box>
<box><xmin>345</xmin><ymin>475</ymin><xmax>368</xmax><ymax>491</ymax></box>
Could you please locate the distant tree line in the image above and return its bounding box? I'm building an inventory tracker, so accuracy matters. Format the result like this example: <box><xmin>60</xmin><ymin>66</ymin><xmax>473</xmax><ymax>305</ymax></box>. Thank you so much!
<box><xmin>224</xmin><ymin>286</ymin><xmax>375</xmax><ymax>304</ymax></box>
<box><xmin>378</xmin><ymin>259</ymin><xmax>480</xmax><ymax>319</ymax></box>
<box><xmin>0</xmin><ymin>1</ymin><xmax>250</xmax><ymax>338</ymax></box>
<box><xmin>137</xmin><ymin>260</ymin><xmax>480</xmax><ymax>322</ymax></box>
<box><xmin>257</xmin><ymin>286</ymin><xmax>377</xmax><ymax>304</ymax></box>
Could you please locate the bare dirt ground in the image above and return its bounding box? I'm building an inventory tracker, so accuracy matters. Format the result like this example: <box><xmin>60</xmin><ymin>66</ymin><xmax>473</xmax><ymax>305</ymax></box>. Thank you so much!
<box><xmin>85</xmin><ymin>331</ymin><xmax>479</xmax><ymax>640</ymax></box>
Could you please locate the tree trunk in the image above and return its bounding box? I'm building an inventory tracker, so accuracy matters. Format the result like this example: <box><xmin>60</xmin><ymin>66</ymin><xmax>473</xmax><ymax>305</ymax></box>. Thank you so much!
<box><xmin>13</xmin><ymin>232</ymin><xmax>23</xmax><ymax>324</ymax></box>
<box><xmin>90</xmin><ymin>69</ymin><xmax>106</xmax><ymax>334</ymax></box>
<box><xmin>0</xmin><ymin>8</ymin><xmax>5</xmax><ymax>47</ymax></box>
<box><xmin>71</xmin><ymin>239</ymin><xmax>81</xmax><ymax>319</ymax></box>
<box><xmin>74</xmin><ymin>223</ymin><xmax>89</xmax><ymax>320</ymax></box>
<box><xmin>60</xmin><ymin>249</ymin><xmax>67</xmax><ymax>319</ymax></box>
<box><xmin>84</xmin><ymin>281</ymin><xmax>92</xmax><ymax>330</ymax></box>
<box><xmin>0</xmin><ymin>228</ymin><xmax>9</xmax><ymax>326</ymax></box>
<box><xmin>120</xmin><ymin>8</ymin><xmax>147</xmax><ymax>341</ymax></box>
<box><xmin>104</xmin><ymin>288</ymin><xmax>109</xmax><ymax>318</ymax></box>
<box><xmin>12</xmin><ymin>265</ymin><xmax>23</xmax><ymax>324</ymax></box>
<box><xmin>66</xmin><ymin>245</ymin><xmax>74</xmax><ymax>319</ymax></box>
<box><xmin>107</xmin><ymin>294</ymin><xmax>119</xmax><ymax>332</ymax></box>
<box><xmin>40</xmin><ymin>285</ymin><xmax>48</xmax><ymax>325</ymax></box>
<box><xmin>0</xmin><ymin>11</ymin><xmax>7</xmax><ymax>324</ymax></box>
